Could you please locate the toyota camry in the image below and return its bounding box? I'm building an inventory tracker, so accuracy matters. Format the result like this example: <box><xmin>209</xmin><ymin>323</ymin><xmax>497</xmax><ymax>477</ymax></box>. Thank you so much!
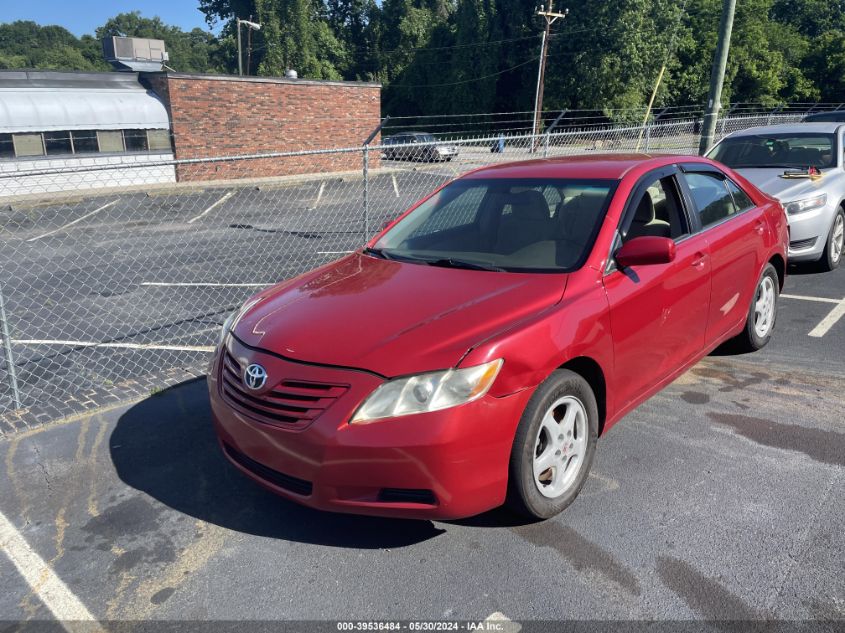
<box><xmin>209</xmin><ymin>154</ymin><xmax>788</xmax><ymax>520</ymax></box>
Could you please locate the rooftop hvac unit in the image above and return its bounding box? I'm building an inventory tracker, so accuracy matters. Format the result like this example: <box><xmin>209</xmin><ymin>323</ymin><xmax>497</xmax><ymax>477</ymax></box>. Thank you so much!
<box><xmin>103</xmin><ymin>36</ymin><xmax>170</xmax><ymax>72</ymax></box>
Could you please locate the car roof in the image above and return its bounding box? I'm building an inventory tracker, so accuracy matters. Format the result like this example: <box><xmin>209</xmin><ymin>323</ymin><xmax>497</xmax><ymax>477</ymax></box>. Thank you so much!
<box><xmin>723</xmin><ymin>122</ymin><xmax>845</xmax><ymax>137</ymax></box>
<box><xmin>461</xmin><ymin>153</ymin><xmax>710</xmax><ymax>180</ymax></box>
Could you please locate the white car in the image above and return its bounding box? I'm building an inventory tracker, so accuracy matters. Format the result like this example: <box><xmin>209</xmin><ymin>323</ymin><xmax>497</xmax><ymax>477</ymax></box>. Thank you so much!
<box><xmin>707</xmin><ymin>122</ymin><xmax>845</xmax><ymax>270</ymax></box>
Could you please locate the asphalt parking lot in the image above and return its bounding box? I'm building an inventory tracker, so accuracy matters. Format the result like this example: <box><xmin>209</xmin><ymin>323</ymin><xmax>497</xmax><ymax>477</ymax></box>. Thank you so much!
<box><xmin>0</xmin><ymin>260</ymin><xmax>843</xmax><ymax>626</ymax></box>
<box><xmin>0</xmin><ymin>166</ymin><xmax>455</xmax><ymax>427</ymax></box>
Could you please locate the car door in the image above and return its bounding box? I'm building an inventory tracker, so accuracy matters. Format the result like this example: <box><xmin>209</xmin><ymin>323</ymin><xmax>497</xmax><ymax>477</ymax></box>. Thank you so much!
<box><xmin>677</xmin><ymin>165</ymin><xmax>765</xmax><ymax>345</ymax></box>
<box><xmin>603</xmin><ymin>166</ymin><xmax>712</xmax><ymax>410</ymax></box>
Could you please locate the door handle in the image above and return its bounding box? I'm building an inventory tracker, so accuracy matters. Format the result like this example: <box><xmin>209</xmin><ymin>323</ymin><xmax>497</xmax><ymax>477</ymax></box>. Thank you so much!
<box><xmin>691</xmin><ymin>252</ymin><xmax>708</xmax><ymax>268</ymax></box>
<box><xmin>753</xmin><ymin>219</ymin><xmax>765</xmax><ymax>234</ymax></box>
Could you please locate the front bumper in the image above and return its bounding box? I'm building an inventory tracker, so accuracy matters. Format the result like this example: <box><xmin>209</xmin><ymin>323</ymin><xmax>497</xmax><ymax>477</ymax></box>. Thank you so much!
<box><xmin>209</xmin><ymin>336</ymin><xmax>532</xmax><ymax>520</ymax></box>
<box><xmin>786</xmin><ymin>203</ymin><xmax>837</xmax><ymax>261</ymax></box>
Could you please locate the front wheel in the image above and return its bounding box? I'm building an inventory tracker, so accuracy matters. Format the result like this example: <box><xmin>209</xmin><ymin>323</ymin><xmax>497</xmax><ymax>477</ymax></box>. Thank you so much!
<box><xmin>732</xmin><ymin>263</ymin><xmax>779</xmax><ymax>352</ymax></box>
<box><xmin>819</xmin><ymin>208</ymin><xmax>844</xmax><ymax>272</ymax></box>
<box><xmin>507</xmin><ymin>370</ymin><xmax>598</xmax><ymax>520</ymax></box>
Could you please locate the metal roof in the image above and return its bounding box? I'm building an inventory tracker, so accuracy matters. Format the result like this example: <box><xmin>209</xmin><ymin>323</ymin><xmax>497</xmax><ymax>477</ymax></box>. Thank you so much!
<box><xmin>0</xmin><ymin>71</ymin><xmax>170</xmax><ymax>133</ymax></box>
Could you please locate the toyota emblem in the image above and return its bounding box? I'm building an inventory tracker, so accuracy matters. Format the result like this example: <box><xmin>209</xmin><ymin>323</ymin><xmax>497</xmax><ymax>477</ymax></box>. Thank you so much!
<box><xmin>243</xmin><ymin>363</ymin><xmax>268</xmax><ymax>390</ymax></box>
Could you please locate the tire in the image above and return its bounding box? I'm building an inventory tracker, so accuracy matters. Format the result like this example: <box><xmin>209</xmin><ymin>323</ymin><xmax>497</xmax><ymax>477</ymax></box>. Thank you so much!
<box><xmin>818</xmin><ymin>207</ymin><xmax>844</xmax><ymax>272</ymax></box>
<box><xmin>732</xmin><ymin>263</ymin><xmax>779</xmax><ymax>352</ymax></box>
<box><xmin>507</xmin><ymin>369</ymin><xmax>598</xmax><ymax>520</ymax></box>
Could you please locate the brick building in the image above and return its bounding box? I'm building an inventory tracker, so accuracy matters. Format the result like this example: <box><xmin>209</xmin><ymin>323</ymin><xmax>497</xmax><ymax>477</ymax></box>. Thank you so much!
<box><xmin>142</xmin><ymin>72</ymin><xmax>382</xmax><ymax>182</ymax></box>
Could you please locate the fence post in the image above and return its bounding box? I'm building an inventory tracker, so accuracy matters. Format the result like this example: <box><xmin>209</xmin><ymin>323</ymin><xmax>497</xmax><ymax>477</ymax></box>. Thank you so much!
<box><xmin>361</xmin><ymin>116</ymin><xmax>390</xmax><ymax>242</ymax></box>
<box><xmin>0</xmin><ymin>284</ymin><xmax>22</xmax><ymax>410</ymax></box>
<box><xmin>362</xmin><ymin>146</ymin><xmax>369</xmax><ymax>240</ymax></box>
<box><xmin>543</xmin><ymin>110</ymin><xmax>567</xmax><ymax>159</ymax></box>
<box><xmin>718</xmin><ymin>103</ymin><xmax>737</xmax><ymax>139</ymax></box>
<box><xmin>765</xmin><ymin>104</ymin><xmax>783</xmax><ymax>126</ymax></box>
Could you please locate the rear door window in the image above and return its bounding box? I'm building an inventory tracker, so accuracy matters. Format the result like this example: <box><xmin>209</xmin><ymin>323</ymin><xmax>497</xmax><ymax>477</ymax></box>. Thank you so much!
<box><xmin>683</xmin><ymin>172</ymin><xmax>738</xmax><ymax>228</ymax></box>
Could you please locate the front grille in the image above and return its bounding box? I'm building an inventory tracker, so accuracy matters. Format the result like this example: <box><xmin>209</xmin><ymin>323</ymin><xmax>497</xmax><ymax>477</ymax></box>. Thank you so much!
<box><xmin>220</xmin><ymin>348</ymin><xmax>348</xmax><ymax>429</ymax></box>
<box><xmin>378</xmin><ymin>488</ymin><xmax>437</xmax><ymax>505</ymax></box>
<box><xmin>223</xmin><ymin>442</ymin><xmax>313</xmax><ymax>496</ymax></box>
<box><xmin>790</xmin><ymin>237</ymin><xmax>817</xmax><ymax>250</ymax></box>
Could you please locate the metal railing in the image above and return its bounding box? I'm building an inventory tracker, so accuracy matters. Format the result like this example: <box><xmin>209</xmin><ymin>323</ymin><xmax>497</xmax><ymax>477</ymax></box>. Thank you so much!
<box><xmin>0</xmin><ymin>108</ymin><xmax>811</xmax><ymax>426</ymax></box>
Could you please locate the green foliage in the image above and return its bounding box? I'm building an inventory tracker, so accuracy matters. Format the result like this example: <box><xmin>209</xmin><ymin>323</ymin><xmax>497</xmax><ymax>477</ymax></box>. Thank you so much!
<box><xmin>1</xmin><ymin>0</ymin><xmax>844</xmax><ymax>117</ymax></box>
<box><xmin>95</xmin><ymin>12</ymin><xmax>225</xmax><ymax>73</ymax></box>
<box><xmin>0</xmin><ymin>20</ymin><xmax>109</xmax><ymax>71</ymax></box>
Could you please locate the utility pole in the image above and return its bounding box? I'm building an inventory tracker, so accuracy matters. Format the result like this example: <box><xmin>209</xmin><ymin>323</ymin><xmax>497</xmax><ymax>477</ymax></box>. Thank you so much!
<box><xmin>698</xmin><ymin>0</ymin><xmax>736</xmax><ymax>155</ymax></box>
<box><xmin>236</xmin><ymin>17</ymin><xmax>262</xmax><ymax>76</ymax></box>
<box><xmin>246</xmin><ymin>15</ymin><xmax>254</xmax><ymax>74</ymax></box>
<box><xmin>237</xmin><ymin>17</ymin><xmax>243</xmax><ymax>76</ymax></box>
<box><xmin>532</xmin><ymin>1</ymin><xmax>568</xmax><ymax>149</ymax></box>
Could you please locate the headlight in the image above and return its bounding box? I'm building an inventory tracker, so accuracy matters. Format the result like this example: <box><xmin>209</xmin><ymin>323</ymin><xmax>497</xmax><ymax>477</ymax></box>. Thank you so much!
<box><xmin>785</xmin><ymin>193</ymin><xmax>827</xmax><ymax>216</ymax></box>
<box><xmin>217</xmin><ymin>297</ymin><xmax>262</xmax><ymax>347</ymax></box>
<box><xmin>350</xmin><ymin>359</ymin><xmax>503</xmax><ymax>423</ymax></box>
<box><xmin>217</xmin><ymin>311</ymin><xmax>236</xmax><ymax>347</ymax></box>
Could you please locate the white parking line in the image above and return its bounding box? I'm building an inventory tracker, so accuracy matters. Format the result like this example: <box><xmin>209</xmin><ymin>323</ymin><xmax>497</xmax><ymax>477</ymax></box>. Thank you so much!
<box><xmin>141</xmin><ymin>281</ymin><xmax>269</xmax><ymax>288</ymax></box>
<box><xmin>780</xmin><ymin>293</ymin><xmax>841</xmax><ymax>304</ymax></box>
<box><xmin>5</xmin><ymin>339</ymin><xmax>214</xmax><ymax>353</ymax></box>
<box><xmin>780</xmin><ymin>293</ymin><xmax>845</xmax><ymax>337</ymax></box>
<box><xmin>26</xmin><ymin>200</ymin><xmax>118</xmax><ymax>242</ymax></box>
<box><xmin>0</xmin><ymin>508</ymin><xmax>102</xmax><ymax>627</ymax></box>
<box><xmin>187</xmin><ymin>191</ymin><xmax>234</xmax><ymax>224</ymax></box>
<box><xmin>809</xmin><ymin>299</ymin><xmax>845</xmax><ymax>338</ymax></box>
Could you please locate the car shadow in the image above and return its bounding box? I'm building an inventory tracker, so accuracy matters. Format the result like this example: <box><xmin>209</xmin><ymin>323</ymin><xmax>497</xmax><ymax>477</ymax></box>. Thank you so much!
<box><xmin>109</xmin><ymin>378</ymin><xmax>445</xmax><ymax>549</ymax></box>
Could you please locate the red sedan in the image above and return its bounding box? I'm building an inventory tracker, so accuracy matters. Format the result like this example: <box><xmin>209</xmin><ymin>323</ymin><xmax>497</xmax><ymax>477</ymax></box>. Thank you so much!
<box><xmin>209</xmin><ymin>154</ymin><xmax>788</xmax><ymax>520</ymax></box>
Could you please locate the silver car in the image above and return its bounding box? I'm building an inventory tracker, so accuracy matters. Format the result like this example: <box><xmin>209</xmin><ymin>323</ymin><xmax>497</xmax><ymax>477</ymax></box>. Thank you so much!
<box><xmin>706</xmin><ymin>122</ymin><xmax>845</xmax><ymax>270</ymax></box>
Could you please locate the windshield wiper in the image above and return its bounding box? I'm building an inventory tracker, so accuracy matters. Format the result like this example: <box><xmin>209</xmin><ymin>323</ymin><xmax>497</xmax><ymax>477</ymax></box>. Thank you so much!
<box><xmin>363</xmin><ymin>246</ymin><xmax>393</xmax><ymax>260</ymax></box>
<box><xmin>730</xmin><ymin>164</ymin><xmax>812</xmax><ymax>169</ymax></box>
<box><xmin>426</xmin><ymin>258</ymin><xmax>506</xmax><ymax>272</ymax></box>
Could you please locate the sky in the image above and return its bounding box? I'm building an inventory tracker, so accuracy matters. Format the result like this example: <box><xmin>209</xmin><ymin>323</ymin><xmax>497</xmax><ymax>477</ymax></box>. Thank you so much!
<box><xmin>0</xmin><ymin>1</ymin><xmax>218</xmax><ymax>36</ymax></box>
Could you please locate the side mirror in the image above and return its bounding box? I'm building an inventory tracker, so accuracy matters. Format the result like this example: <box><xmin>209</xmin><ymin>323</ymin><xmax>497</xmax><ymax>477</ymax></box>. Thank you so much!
<box><xmin>615</xmin><ymin>236</ymin><xmax>676</xmax><ymax>268</ymax></box>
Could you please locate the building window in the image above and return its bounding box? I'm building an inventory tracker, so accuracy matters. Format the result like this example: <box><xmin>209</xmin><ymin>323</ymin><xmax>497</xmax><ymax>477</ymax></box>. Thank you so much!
<box><xmin>71</xmin><ymin>130</ymin><xmax>99</xmax><ymax>153</ymax></box>
<box><xmin>147</xmin><ymin>129</ymin><xmax>171</xmax><ymax>151</ymax></box>
<box><xmin>123</xmin><ymin>129</ymin><xmax>149</xmax><ymax>152</ymax></box>
<box><xmin>12</xmin><ymin>133</ymin><xmax>45</xmax><ymax>157</ymax></box>
<box><xmin>0</xmin><ymin>133</ymin><xmax>14</xmax><ymax>158</ymax></box>
<box><xmin>97</xmin><ymin>131</ymin><xmax>124</xmax><ymax>153</ymax></box>
<box><xmin>1</xmin><ymin>128</ymin><xmax>173</xmax><ymax>159</ymax></box>
<box><xmin>44</xmin><ymin>131</ymin><xmax>74</xmax><ymax>155</ymax></box>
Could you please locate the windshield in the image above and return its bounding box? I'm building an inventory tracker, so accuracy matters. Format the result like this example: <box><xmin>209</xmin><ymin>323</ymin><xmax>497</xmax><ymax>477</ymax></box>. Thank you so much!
<box><xmin>416</xmin><ymin>134</ymin><xmax>437</xmax><ymax>143</ymax></box>
<box><xmin>708</xmin><ymin>133</ymin><xmax>837</xmax><ymax>169</ymax></box>
<box><xmin>372</xmin><ymin>178</ymin><xmax>616</xmax><ymax>272</ymax></box>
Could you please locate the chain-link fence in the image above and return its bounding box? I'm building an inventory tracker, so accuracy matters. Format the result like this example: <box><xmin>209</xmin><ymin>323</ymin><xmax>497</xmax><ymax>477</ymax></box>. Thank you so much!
<box><xmin>0</xmin><ymin>110</ymin><xmax>810</xmax><ymax>428</ymax></box>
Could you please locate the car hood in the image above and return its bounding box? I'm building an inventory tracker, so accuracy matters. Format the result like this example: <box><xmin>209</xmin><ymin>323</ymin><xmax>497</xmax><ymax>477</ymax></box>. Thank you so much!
<box><xmin>733</xmin><ymin>167</ymin><xmax>833</xmax><ymax>202</ymax></box>
<box><xmin>233</xmin><ymin>253</ymin><xmax>568</xmax><ymax>377</ymax></box>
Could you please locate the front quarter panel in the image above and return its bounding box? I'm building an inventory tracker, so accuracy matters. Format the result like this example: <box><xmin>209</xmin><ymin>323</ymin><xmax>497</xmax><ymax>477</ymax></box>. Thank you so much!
<box><xmin>460</xmin><ymin>269</ymin><xmax>613</xmax><ymax>413</ymax></box>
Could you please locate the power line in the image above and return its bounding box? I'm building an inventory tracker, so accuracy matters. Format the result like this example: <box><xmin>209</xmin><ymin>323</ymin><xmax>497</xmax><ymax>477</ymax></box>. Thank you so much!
<box><xmin>392</xmin><ymin>55</ymin><xmax>541</xmax><ymax>89</ymax></box>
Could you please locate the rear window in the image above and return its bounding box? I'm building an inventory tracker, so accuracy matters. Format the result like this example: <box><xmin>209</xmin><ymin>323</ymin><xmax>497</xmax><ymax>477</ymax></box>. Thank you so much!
<box><xmin>709</xmin><ymin>133</ymin><xmax>836</xmax><ymax>169</ymax></box>
<box><xmin>374</xmin><ymin>178</ymin><xmax>617</xmax><ymax>272</ymax></box>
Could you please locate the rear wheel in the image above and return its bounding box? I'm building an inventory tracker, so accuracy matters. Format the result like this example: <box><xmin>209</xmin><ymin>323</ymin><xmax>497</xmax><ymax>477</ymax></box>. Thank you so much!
<box><xmin>819</xmin><ymin>208</ymin><xmax>844</xmax><ymax>272</ymax></box>
<box><xmin>507</xmin><ymin>370</ymin><xmax>598</xmax><ymax>520</ymax></box>
<box><xmin>732</xmin><ymin>263</ymin><xmax>778</xmax><ymax>352</ymax></box>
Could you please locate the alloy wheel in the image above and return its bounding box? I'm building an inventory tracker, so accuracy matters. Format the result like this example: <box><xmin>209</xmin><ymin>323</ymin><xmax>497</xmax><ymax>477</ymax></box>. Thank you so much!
<box><xmin>533</xmin><ymin>396</ymin><xmax>588</xmax><ymax>499</ymax></box>
<box><xmin>831</xmin><ymin>212</ymin><xmax>844</xmax><ymax>264</ymax></box>
<box><xmin>754</xmin><ymin>276</ymin><xmax>776</xmax><ymax>338</ymax></box>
